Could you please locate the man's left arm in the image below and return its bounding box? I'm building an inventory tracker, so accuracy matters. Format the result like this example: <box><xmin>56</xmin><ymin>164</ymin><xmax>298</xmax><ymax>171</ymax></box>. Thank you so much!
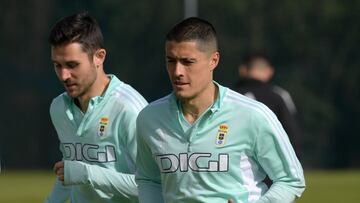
<box><xmin>254</xmin><ymin>109</ymin><xmax>305</xmax><ymax>203</ymax></box>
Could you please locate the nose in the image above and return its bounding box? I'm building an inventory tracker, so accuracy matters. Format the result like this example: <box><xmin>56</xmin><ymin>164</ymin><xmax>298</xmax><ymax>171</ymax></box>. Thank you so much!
<box><xmin>173</xmin><ymin>62</ymin><xmax>185</xmax><ymax>77</ymax></box>
<box><xmin>56</xmin><ymin>67</ymin><xmax>71</xmax><ymax>82</ymax></box>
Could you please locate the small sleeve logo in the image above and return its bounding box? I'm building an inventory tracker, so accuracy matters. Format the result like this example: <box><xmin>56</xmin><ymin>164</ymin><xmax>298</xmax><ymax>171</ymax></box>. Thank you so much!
<box><xmin>215</xmin><ymin>124</ymin><xmax>229</xmax><ymax>147</ymax></box>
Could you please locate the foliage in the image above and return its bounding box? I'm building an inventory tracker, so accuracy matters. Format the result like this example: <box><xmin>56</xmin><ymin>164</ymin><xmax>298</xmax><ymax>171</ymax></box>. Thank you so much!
<box><xmin>0</xmin><ymin>0</ymin><xmax>359</xmax><ymax>168</ymax></box>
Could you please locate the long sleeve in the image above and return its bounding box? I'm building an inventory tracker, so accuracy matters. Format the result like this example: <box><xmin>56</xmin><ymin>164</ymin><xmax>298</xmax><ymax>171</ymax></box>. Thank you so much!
<box><xmin>119</xmin><ymin>106</ymin><xmax>139</xmax><ymax>173</ymax></box>
<box><xmin>254</xmin><ymin>110</ymin><xmax>305</xmax><ymax>203</ymax></box>
<box><xmin>135</xmin><ymin>122</ymin><xmax>164</xmax><ymax>203</ymax></box>
<box><xmin>64</xmin><ymin>160</ymin><xmax>138</xmax><ymax>201</ymax></box>
<box><xmin>44</xmin><ymin>179</ymin><xmax>71</xmax><ymax>203</ymax></box>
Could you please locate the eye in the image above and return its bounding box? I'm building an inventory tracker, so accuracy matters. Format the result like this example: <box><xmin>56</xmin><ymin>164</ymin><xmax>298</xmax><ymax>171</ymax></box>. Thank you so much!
<box><xmin>166</xmin><ymin>58</ymin><xmax>176</xmax><ymax>63</ymax></box>
<box><xmin>181</xmin><ymin>59</ymin><xmax>195</xmax><ymax>66</ymax></box>
<box><xmin>67</xmin><ymin>62</ymin><xmax>79</xmax><ymax>69</ymax></box>
<box><xmin>53</xmin><ymin>63</ymin><xmax>61</xmax><ymax>69</ymax></box>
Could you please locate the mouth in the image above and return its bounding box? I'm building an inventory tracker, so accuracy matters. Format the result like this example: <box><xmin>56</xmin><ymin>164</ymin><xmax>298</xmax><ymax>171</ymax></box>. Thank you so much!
<box><xmin>173</xmin><ymin>81</ymin><xmax>190</xmax><ymax>92</ymax></box>
<box><xmin>174</xmin><ymin>80</ymin><xmax>188</xmax><ymax>86</ymax></box>
<box><xmin>64</xmin><ymin>83</ymin><xmax>77</xmax><ymax>90</ymax></box>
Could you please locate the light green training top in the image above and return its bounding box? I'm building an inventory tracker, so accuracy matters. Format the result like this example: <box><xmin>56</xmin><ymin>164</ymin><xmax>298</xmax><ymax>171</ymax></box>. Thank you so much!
<box><xmin>136</xmin><ymin>82</ymin><xmax>305</xmax><ymax>203</ymax></box>
<box><xmin>45</xmin><ymin>75</ymin><xmax>148</xmax><ymax>203</ymax></box>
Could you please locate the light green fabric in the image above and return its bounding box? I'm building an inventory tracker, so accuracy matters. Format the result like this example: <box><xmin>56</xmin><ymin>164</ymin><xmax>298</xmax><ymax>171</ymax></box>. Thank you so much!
<box><xmin>136</xmin><ymin>82</ymin><xmax>305</xmax><ymax>203</ymax></box>
<box><xmin>45</xmin><ymin>75</ymin><xmax>147</xmax><ymax>203</ymax></box>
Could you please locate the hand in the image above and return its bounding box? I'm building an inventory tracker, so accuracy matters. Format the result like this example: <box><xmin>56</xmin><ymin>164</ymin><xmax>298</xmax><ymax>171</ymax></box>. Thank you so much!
<box><xmin>53</xmin><ymin>161</ymin><xmax>65</xmax><ymax>182</ymax></box>
<box><xmin>228</xmin><ymin>199</ymin><xmax>234</xmax><ymax>203</ymax></box>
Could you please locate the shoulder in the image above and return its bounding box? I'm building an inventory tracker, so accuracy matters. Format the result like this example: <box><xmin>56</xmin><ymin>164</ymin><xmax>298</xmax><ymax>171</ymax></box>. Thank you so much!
<box><xmin>109</xmin><ymin>82</ymin><xmax>148</xmax><ymax>112</ymax></box>
<box><xmin>137</xmin><ymin>94</ymin><xmax>172</xmax><ymax>120</ymax></box>
<box><xmin>50</xmin><ymin>93</ymin><xmax>68</xmax><ymax>115</ymax></box>
<box><xmin>224</xmin><ymin>88</ymin><xmax>264</xmax><ymax>110</ymax></box>
<box><xmin>224</xmin><ymin>88</ymin><xmax>276</xmax><ymax>122</ymax></box>
<box><xmin>225</xmin><ymin>88</ymin><xmax>286</xmax><ymax>142</ymax></box>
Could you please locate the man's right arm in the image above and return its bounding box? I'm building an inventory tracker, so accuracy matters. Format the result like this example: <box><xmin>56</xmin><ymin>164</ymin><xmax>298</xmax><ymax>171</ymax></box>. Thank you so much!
<box><xmin>135</xmin><ymin>118</ymin><xmax>164</xmax><ymax>203</ymax></box>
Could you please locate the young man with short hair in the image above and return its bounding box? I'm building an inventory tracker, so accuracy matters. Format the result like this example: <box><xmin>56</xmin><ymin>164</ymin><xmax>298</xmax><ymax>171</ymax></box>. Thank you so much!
<box><xmin>45</xmin><ymin>12</ymin><xmax>147</xmax><ymax>203</ymax></box>
<box><xmin>136</xmin><ymin>17</ymin><xmax>305</xmax><ymax>203</ymax></box>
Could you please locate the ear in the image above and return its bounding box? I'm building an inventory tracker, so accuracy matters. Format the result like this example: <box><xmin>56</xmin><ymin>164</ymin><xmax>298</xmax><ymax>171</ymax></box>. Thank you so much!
<box><xmin>209</xmin><ymin>51</ymin><xmax>220</xmax><ymax>71</ymax></box>
<box><xmin>93</xmin><ymin>49</ymin><xmax>106</xmax><ymax>67</ymax></box>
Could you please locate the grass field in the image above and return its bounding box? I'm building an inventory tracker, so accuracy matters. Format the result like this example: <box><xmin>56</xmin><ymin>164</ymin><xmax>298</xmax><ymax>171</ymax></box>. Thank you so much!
<box><xmin>297</xmin><ymin>170</ymin><xmax>360</xmax><ymax>203</ymax></box>
<box><xmin>0</xmin><ymin>170</ymin><xmax>359</xmax><ymax>202</ymax></box>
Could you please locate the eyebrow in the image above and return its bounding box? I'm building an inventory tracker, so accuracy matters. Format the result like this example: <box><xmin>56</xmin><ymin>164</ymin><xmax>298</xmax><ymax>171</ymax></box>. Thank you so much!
<box><xmin>52</xmin><ymin>59</ymin><xmax>79</xmax><ymax>63</ymax></box>
<box><xmin>166</xmin><ymin>56</ymin><xmax>196</xmax><ymax>61</ymax></box>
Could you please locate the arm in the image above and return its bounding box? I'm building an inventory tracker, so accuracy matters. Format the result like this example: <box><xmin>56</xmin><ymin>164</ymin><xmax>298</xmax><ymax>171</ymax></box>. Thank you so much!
<box><xmin>135</xmin><ymin>118</ymin><xmax>164</xmax><ymax>203</ymax></box>
<box><xmin>63</xmin><ymin>160</ymin><xmax>138</xmax><ymax>201</ymax></box>
<box><xmin>254</xmin><ymin>109</ymin><xmax>305</xmax><ymax>203</ymax></box>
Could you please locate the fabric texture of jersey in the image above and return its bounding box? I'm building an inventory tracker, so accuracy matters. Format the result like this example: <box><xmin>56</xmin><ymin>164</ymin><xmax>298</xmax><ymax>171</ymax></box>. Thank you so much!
<box><xmin>136</xmin><ymin>82</ymin><xmax>305</xmax><ymax>203</ymax></box>
<box><xmin>45</xmin><ymin>75</ymin><xmax>147</xmax><ymax>203</ymax></box>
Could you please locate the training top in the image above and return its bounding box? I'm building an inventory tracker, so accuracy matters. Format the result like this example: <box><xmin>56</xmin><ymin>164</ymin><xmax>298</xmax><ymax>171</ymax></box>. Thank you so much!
<box><xmin>136</xmin><ymin>82</ymin><xmax>305</xmax><ymax>203</ymax></box>
<box><xmin>45</xmin><ymin>75</ymin><xmax>147</xmax><ymax>203</ymax></box>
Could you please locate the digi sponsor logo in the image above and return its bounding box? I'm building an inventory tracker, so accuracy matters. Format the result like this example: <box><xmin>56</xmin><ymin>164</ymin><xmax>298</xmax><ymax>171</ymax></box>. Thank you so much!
<box><xmin>215</xmin><ymin>124</ymin><xmax>229</xmax><ymax>147</ymax></box>
<box><xmin>98</xmin><ymin>116</ymin><xmax>109</xmax><ymax>137</ymax></box>
<box><xmin>62</xmin><ymin>143</ymin><xmax>117</xmax><ymax>163</ymax></box>
<box><xmin>156</xmin><ymin>153</ymin><xmax>229</xmax><ymax>173</ymax></box>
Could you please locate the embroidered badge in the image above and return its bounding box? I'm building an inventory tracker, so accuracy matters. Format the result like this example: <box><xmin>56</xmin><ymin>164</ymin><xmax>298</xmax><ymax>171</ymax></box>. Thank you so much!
<box><xmin>98</xmin><ymin>117</ymin><xmax>109</xmax><ymax>137</ymax></box>
<box><xmin>215</xmin><ymin>124</ymin><xmax>229</xmax><ymax>147</ymax></box>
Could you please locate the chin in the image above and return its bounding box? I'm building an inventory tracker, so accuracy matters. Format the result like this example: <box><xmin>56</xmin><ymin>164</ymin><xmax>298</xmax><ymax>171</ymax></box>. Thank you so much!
<box><xmin>174</xmin><ymin>91</ymin><xmax>184</xmax><ymax>99</ymax></box>
<box><xmin>174</xmin><ymin>91</ymin><xmax>192</xmax><ymax>101</ymax></box>
<box><xmin>66</xmin><ymin>91</ymin><xmax>79</xmax><ymax>98</ymax></box>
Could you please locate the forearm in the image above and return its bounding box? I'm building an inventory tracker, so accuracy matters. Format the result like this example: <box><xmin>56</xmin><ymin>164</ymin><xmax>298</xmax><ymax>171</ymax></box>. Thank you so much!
<box><xmin>255</xmin><ymin>182</ymin><xmax>304</xmax><ymax>203</ymax></box>
<box><xmin>64</xmin><ymin>160</ymin><xmax>138</xmax><ymax>200</ymax></box>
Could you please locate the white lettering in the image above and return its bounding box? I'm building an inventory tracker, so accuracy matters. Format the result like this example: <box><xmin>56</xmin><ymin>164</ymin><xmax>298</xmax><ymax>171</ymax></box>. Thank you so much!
<box><xmin>62</xmin><ymin>143</ymin><xmax>117</xmax><ymax>163</ymax></box>
<box><xmin>156</xmin><ymin>153</ymin><xmax>229</xmax><ymax>173</ymax></box>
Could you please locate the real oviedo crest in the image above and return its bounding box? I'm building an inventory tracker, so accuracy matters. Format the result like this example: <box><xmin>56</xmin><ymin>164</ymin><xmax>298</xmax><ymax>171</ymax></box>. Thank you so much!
<box><xmin>98</xmin><ymin>117</ymin><xmax>109</xmax><ymax>137</ymax></box>
<box><xmin>215</xmin><ymin>124</ymin><xmax>229</xmax><ymax>147</ymax></box>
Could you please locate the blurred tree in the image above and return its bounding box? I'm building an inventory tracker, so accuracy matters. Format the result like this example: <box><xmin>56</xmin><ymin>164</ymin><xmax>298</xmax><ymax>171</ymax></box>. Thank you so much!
<box><xmin>0</xmin><ymin>0</ymin><xmax>359</xmax><ymax>169</ymax></box>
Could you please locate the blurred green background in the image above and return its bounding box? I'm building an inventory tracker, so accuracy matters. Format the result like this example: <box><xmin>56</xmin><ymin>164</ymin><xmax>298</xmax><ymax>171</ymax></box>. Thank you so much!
<box><xmin>0</xmin><ymin>0</ymin><xmax>359</xmax><ymax>202</ymax></box>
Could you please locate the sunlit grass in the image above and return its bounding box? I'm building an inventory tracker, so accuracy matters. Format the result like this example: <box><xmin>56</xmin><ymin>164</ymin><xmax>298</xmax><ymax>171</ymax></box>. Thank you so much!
<box><xmin>0</xmin><ymin>170</ymin><xmax>55</xmax><ymax>203</ymax></box>
<box><xmin>297</xmin><ymin>170</ymin><xmax>360</xmax><ymax>202</ymax></box>
<box><xmin>0</xmin><ymin>170</ymin><xmax>359</xmax><ymax>202</ymax></box>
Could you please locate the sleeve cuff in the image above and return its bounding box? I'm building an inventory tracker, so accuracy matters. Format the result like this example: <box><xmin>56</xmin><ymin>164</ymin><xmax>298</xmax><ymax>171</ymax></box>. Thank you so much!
<box><xmin>64</xmin><ymin>160</ymin><xmax>89</xmax><ymax>186</ymax></box>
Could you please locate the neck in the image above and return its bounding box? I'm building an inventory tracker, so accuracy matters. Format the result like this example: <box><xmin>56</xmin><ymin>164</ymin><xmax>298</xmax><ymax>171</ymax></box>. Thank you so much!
<box><xmin>77</xmin><ymin>73</ymin><xmax>110</xmax><ymax>113</ymax></box>
<box><xmin>181</xmin><ymin>83</ymin><xmax>218</xmax><ymax>124</ymax></box>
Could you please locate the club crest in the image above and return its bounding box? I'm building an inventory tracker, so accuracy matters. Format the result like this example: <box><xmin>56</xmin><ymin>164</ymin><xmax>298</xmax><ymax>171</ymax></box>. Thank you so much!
<box><xmin>98</xmin><ymin>117</ymin><xmax>109</xmax><ymax>137</ymax></box>
<box><xmin>215</xmin><ymin>124</ymin><xmax>229</xmax><ymax>147</ymax></box>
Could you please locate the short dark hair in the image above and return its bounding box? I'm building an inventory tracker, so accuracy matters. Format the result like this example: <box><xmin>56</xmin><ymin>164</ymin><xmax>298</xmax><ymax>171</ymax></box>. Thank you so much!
<box><xmin>242</xmin><ymin>52</ymin><xmax>271</xmax><ymax>69</ymax></box>
<box><xmin>48</xmin><ymin>11</ymin><xmax>104</xmax><ymax>56</ymax></box>
<box><xmin>166</xmin><ymin>17</ymin><xmax>218</xmax><ymax>52</ymax></box>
